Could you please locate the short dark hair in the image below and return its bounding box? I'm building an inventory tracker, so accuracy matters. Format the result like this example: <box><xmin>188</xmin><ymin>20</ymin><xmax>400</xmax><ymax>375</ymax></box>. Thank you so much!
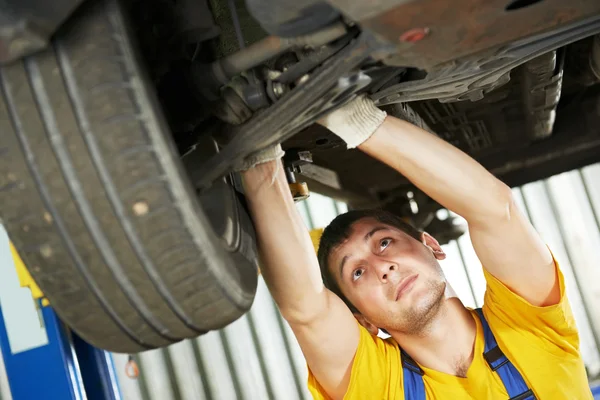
<box><xmin>317</xmin><ymin>209</ymin><xmax>422</xmax><ymax>313</ymax></box>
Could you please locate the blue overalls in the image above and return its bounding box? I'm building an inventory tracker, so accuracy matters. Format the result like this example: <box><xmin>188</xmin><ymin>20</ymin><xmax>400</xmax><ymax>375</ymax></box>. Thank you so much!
<box><xmin>401</xmin><ymin>308</ymin><xmax>536</xmax><ymax>400</ymax></box>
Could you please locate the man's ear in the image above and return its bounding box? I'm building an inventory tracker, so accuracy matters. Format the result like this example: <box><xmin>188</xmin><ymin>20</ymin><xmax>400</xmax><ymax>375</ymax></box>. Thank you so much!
<box><xmin>421</xmin><ymin>232</ymin><xmax>446</xmax><ymax>260</ymax></box>
<box><xmin>354</xmin><ymin>314</ymin><xmax>379</xmax><ymax>335</ymax></box>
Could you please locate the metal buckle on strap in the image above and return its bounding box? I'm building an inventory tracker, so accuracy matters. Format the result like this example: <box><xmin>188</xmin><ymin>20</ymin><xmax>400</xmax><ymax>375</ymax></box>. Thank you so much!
<box><xmin>483</xmin><ymin>346</ymin><xmax>509</xmax><ymax>371</ymax></box>
<box><xmin>509</xmin><ymin>389</ymin><xmax>536</xmax><ymax>400</ymax></box>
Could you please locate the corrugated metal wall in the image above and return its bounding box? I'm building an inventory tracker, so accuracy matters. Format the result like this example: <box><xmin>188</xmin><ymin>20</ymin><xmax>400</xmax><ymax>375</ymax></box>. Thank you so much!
<box><xmin>1</xmin><ymin>164</ymin><xmax>600</xmax><ymax>399</ymax></box>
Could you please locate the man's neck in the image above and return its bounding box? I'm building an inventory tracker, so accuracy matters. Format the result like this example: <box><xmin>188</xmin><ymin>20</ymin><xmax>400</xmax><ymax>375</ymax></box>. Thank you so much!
<box><xmin>390</xmin><ymin>299</ymin><xmax>477</xmax><ymax>377</ymax></box>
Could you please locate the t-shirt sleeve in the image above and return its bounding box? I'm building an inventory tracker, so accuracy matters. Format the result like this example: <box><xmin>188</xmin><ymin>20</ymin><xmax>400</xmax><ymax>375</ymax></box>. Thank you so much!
<box><xmin>482</xmin><ymin>251</ymin><xmax>580</xmax><ymax>355</ymax></box>
<box><xmin>307</xmin><ymin>320</ymin><xmax>402</xmax><ymax>400</ymax></box>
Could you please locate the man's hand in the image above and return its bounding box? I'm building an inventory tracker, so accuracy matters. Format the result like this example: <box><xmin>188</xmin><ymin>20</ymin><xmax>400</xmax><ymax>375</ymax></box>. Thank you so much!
<box><xmin>318</xmin><ymin>95</ymin><xmax>387</xmax><ymax>148</ymax></box>
<box><xmin>235</xmin><ymin>144</ymin><xmax>285</xmax><ymax>172</ymax></box>
<box><xmin>320</xmin><ymin>95</ymin><xmax>558</xmax><ymax>307</ymax></box>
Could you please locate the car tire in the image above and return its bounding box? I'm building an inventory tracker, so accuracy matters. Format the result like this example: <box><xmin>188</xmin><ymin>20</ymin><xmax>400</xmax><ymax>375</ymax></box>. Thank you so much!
<box><xmin>0</xmin><ymin>0</ymin><xmax>258</xmax><ymax>353</ymax></box>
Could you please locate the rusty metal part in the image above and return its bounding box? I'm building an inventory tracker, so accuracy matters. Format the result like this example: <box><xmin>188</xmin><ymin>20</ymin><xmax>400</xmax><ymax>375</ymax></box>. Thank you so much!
<box><xmin>209</xmin><ymin>22</ymin><xmax>348</xmax><ymax>85</ymax></box>
<box><xmin>327</xmin><ymin>0</ymin><xmax>600</xmax><ymax>70</ymax></box>
<box><xmin>372</xmin><ymin>13</ymin><xmax>600</xmax><ymax>105</ymax></box>
<box><xmin>591</xmin><ymin>34</ymin><xmax>600</xmax><ymax>79</ymax></box>
<box><xmin>191</xmin><ymin>33</ymin><xmax>376</xmax><ymax>190</ymax></box>
<box><xmin>289</xmin><ymin>182</ymin><xmax>311</xmax><ymax>202</ymax></box>
<box><xmin>399</xmin><ymin>27</ymin><xmax>430</xmax><ymax>43</ymax></box>
<box><xmin>520</xmin><ymin>51</ymin><xmax>563</xmax><ymax>140</ymax></box>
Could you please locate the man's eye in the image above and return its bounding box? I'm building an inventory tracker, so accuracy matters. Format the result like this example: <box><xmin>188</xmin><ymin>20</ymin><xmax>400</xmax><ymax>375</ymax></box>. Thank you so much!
<box><xmin>352</xmin><ymin>269</ymin><xmax>364</xmax><ymax>281</ymax></box>
<box><xmin>380</xmin><ymin>238</ymin><xmax>392</xmax><ymax>251</ymax></box>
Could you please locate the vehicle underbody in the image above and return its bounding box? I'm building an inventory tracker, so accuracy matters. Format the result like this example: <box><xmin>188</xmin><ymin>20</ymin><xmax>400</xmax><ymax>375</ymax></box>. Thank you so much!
<box><xmin>125</xmin><ymin>0</ymin><xmax>600</xmax><ymax>242</ymax></box>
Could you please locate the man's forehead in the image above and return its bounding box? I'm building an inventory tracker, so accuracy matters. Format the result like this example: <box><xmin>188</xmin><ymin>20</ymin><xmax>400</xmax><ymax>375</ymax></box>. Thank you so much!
<box><xmin>328</xmin><ymin>219</ymin><xmax>394</xmax><ymax>264</ymax></box>
<box><xmin>348</xmin><ymin>218</ymin><xmax>394</xmax><ymax>237</ymax></box>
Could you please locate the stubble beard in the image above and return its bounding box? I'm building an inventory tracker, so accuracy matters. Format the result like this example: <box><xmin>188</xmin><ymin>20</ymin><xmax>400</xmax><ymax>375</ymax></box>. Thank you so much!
<box><xmin>391</xmin><ymin>278</ymin><xmax>447</xmax><ymax>336</ymax></box>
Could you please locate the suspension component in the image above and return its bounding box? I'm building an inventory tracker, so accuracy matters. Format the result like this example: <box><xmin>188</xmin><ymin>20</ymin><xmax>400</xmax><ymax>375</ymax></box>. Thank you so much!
<box><xmin>192</xmin><ymin>22</ymin><xmax>348</xmax><ymax>101</ymax></box>
<box><xmin>520</xmin><ymin>50</ymin><xmax>563</xmax><ymax>140</ymax></box>
<box><xmin>284</xmin><ymin>150</ymin><xmax>313</xmax><ymax>202</ymax></box>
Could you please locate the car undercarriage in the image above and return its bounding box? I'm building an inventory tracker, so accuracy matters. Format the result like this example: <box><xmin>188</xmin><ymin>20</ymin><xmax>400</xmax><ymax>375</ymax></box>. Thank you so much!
<box><xmin>140</xmin><ymin>0</ymin><xmax>600</xmax><ymax>242</ymax></box>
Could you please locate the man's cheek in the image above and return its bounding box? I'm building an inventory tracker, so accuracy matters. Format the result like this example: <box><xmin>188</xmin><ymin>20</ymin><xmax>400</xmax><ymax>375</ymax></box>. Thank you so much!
<box><xmin>363</xmin><ymin>289</ymin><xmax>384</xmax><ymax>308</ymax></box>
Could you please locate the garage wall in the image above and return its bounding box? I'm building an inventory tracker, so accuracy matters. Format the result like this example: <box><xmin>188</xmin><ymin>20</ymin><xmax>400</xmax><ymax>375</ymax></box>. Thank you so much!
<box><xmin>1</xmin><ymin>164</ymin><xmax>600</xmax><ymax>399</ymax></box>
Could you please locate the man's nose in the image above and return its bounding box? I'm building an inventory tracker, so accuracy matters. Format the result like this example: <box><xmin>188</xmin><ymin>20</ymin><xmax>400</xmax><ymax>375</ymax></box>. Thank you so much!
<box><xmin>377</xmin><ymin>262</ymin><xmax>397</xmax><ymax>282</ymax></box>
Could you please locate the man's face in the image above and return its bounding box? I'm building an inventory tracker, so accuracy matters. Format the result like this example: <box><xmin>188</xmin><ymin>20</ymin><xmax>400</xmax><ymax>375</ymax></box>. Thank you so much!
<box><xmin>328</xmin><ymin>218</ymin><xmax>447</xmax><ymax>334</ymax></box>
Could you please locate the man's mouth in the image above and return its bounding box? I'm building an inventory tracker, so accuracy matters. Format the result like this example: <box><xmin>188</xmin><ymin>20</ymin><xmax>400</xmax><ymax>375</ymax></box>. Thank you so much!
<box><xmin>395</xmin><ymin>274</ymin><xmax>418</xmax><ymax>301</ymax></box>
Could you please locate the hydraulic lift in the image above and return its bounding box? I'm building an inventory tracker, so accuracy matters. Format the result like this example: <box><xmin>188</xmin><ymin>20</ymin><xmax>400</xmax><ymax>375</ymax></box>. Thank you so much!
<box><xmin>0</xmin><ymin>224</ymin><xmax>122</xmax><ymax>400</ymax></box>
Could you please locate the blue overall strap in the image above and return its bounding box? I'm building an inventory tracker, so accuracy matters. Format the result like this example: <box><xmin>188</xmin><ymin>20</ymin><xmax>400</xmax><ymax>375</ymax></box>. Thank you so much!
<box><xmin>400</xmin><ymin>348</ymin><xmax>426</xmax><ymax>400</ymax></box>
<box><xmin>474</xmin><ymin>308</ymin><xmax>536</xmax><ymax>400</ymax></box>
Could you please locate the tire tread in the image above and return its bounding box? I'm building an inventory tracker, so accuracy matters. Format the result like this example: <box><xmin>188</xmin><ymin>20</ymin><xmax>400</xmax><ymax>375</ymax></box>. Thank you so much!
<box><xmin>0</xmin><ymin>0</ymin><xmax>258</xmax><ymax>353</ymax></box>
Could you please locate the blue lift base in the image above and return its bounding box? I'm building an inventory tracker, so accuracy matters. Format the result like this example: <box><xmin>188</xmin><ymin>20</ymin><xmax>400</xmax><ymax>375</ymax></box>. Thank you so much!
<box><xmin>0</xmin><ymin>302</ymin><xmax>122</xmax><ymax>400</ymax></box>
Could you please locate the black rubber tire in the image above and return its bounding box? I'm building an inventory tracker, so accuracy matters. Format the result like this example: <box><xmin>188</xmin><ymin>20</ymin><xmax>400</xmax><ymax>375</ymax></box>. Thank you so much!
<box><xmin>0</xmin><ymin>0</ymin><xmax>258</xmax><ymax>353</ymax></box>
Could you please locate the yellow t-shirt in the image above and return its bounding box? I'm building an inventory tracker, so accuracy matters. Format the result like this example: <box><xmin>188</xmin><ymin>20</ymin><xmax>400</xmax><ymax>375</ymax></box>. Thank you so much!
<box><xmin>308</xmin><ymin>259</ymin><xmax>592</xmax><ymax>399</ymax></box>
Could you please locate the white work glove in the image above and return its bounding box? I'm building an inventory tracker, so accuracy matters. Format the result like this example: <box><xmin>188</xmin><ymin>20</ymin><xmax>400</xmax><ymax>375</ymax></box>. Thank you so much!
<box><xmin>318</xmin><ymin>94</ymin><xmax>387</xmax><ymax>149</ymax></box>
<box><xmin>235</xmin><ymin>144</ymin><xmax>285</xmax><ymax>171</ymax></box>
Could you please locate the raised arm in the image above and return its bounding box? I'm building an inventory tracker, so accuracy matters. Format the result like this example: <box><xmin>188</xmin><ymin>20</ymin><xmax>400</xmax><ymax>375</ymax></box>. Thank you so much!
<box><xmin>321</xmin><ymin>97</ymin><xmax>558</xmax><ymax>307</ymax></box>
<box><xmin>241</xmin><ymin>159</ymin><xmax>359</xmax><ymax>399</ymax></box>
